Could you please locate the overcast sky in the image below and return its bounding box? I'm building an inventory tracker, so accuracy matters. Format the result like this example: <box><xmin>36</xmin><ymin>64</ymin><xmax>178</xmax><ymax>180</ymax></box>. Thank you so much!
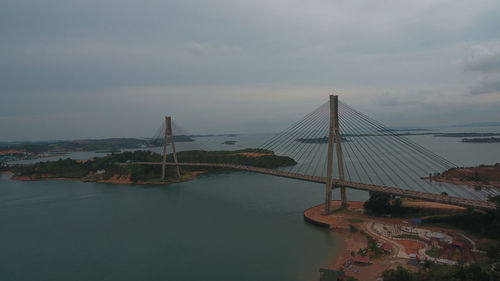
<box><xmin>1</xmin><ymin>0</ymin><xmax>500</xmax><ymax>141</ymax></box>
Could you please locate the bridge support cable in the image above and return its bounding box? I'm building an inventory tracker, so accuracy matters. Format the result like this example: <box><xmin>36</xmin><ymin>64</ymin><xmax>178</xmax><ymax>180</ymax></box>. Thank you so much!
<box><xmin>281</xmin><ymin>108</ymin><xmax>328</xmax><ymax>172</ymax></box>
<box><xmin>339</xmin><ymin>103</ymin><xmax>489</xmax><ymax>199</ymax></box>
<box><xmin>259</xmin><ymin>102</ymin><xmax>328</xmax><ymax>152</ymax></box>
<box><xmin>340</xmin><ymin>104</ymin><xmax>470</xmax><ymax>197</ymax></box>
<box><xmin>287</xmin><ymin>107</ymin><xmax>330</xmax><ymax>175</ymax></box>
<box><xmin>338</xmin><ymin>112</ymin><xmax>415</xmax><ymax>190</ymax></box>
<box><xmin>260</xmin><ymin>104</ymin><xmax>330</xmax><ymax>168</ymax></box>
<box><xmin>150</xmin><ymin>122</ymin><xmax>166</xmax><ymax>147</ymax></box>
<box><xmin>338</xmin><ymin>134</ymin><xmax>362</xmax><ymax>184</ymax></box>
<box><xmin>259</xmin><ymin>105</ymin><xmax>322</xmax><ymax>150</ymax></box>
<box><xmin>341</xmin><ymin>102</ymin><xmax>456</xmax><ymax>169</ymax></box>
<box><xmin>336</xmin><ymin>114</ymin><xmax>388</xmax><ymax>186</ymax></box>
<box><xmin>339</xmin><ymin>102</ymin><xmax>491</xmax><ymax>199</ymax></box>
<box><xmin>339</xmin><ymin>106</ymin><xmax>442</xmax><ymax>194</ymax></box>
<box><xmin>305</xmin><ymin>129</ymin><xmax>328</xmax><ymax>177</ymax></box>
<box><xmin>342</xmin><ymin>111</ymin><xmax>446</xmax><ymax>195</ymax></box>
<box><xmin>342</xmin><ymin>105</ymin><xmax>454</xmax><ymax>173</ymax></box>
<box><xmin>288</xmin><ymin>123</ymin><xmax>328</xmax><ymax>174</ymax></box>
<box><xmin>338</xmin><ymin>123</ymin><xmax>373</xmax><ymax>184</ymax></box>
<box><xmin>339</xmin><ymin>112</ymin><xmax>408</xmax><ymax>189</ymax></box>
<box><xmin>270</xmin><ymin>108</ymin><xmax>327</xmax><ymax>169</ymax></box>
<box><xmin>261</xmin><ymin>110</ymin><xmax>326</xmax><ymax>163</ymax></box>
<box><xmin>340</xmin><ymin>103</ymin><xmax>451</xmax><ymax>173</ymax></box>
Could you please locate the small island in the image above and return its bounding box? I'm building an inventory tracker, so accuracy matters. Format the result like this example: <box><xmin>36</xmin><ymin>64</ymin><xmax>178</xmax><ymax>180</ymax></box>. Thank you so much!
<box><xmin>296</xmin><ymin>136</ymin><xmax>350</xmax><ymax>143</ymax></box>
<box><xmin>434</xmin><ymin>132</ymin><xmax>500</xmax><ymax>138</ymax></box>
<box><xmin>427</xmin><ymin>163</ymin><xmax>500</xmax><ymax>188</ymax></box>
<box><xmin>8</xmin><ymin>149</ymin><xmax>296</xmax><ymax>185</ymax></box>
<box><xmin>0</xmin><ymin>137</ymin><xmax>194</xmax><ymax>162</ymax></box>
<box><xmin>462</xmin><ymin>137</ymin><xmax>500</xmax><ymax>143</ymax></box>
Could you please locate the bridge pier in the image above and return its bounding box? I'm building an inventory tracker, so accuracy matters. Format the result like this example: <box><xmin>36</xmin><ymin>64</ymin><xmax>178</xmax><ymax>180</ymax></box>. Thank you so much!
<box><xmin>161</xmin><ymin>116</ymin><xmax>181</xmax><ymax>181</ymax></box>
<box><xmin>324</xmin><ymin>94</ymin><xmax>347</xmax><ymax>215</ymax></box>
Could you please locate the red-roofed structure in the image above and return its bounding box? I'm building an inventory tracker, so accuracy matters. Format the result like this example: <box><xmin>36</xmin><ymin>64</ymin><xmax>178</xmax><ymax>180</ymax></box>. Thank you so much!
<box><xmin>381</xmin><ymin>242</ymin><xmax>393</xmax><ymax>253</ymax></box>
<box><xmin>353</xmin><ymin>256</ymin><xmax>370</xmax><ymax>264</ymax></box>
<box><xmin>452</xmin><ymin>241</ymin><xmax>464</xmax><ymax>248</ymax></box>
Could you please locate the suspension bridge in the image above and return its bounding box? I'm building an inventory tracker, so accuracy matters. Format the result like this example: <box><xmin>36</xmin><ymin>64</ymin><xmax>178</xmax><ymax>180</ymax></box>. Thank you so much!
<box><xmin>141</xmin><ymin>95</ymin><xmax>498</xmax><ymax>212</ymax></box>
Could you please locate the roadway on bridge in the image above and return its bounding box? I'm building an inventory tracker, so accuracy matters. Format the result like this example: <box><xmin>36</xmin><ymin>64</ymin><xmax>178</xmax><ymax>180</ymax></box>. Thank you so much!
<box><xmin>132</xmin><ymin>161</ymin><xmax>496</xmax><ymax>211</ymax></box>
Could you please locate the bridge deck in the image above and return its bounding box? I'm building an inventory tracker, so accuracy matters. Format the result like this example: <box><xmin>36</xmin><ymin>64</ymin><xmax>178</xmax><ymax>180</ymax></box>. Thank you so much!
<box><xmin>132</xmin><ymin>162</ymin><xmax>497</xmax><ymax>211</ymax></box>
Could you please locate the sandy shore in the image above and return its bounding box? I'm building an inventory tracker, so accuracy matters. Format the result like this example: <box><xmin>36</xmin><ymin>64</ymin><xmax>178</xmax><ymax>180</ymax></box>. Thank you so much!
<box><xmin>304</xmin><ymin>200</ymin><xmax>476</xmax><ymax>281</ymax></box>
<box><xmin>305</xmin><ymin>201</ymin><xmax>402</xmax><ymax>280</ymax></box>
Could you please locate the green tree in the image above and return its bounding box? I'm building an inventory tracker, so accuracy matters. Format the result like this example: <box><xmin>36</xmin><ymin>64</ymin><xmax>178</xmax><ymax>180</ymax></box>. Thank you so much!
<box><xmin>382</xmin><ymin>266</ymin><xmax>413</xmax><ymax>281</ymax></box>
<box><xmin>364</xmin><ymin>192</ymin><xmax>392</xmax><ymax>214</ymax></box>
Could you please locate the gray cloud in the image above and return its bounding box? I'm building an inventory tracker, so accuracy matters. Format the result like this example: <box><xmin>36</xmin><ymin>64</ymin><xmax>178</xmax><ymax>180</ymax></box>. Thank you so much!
<box><xmin>470</xmin><ymin>79</ymin><xmax>500</xmax><ymax>95</ymax></box>
<box><xmin>462</xmin><ymin>42</ymin><xmax>500</xmax><ymax>95</ymax></box>
<box><xmin>463</xmin><ymin>44</ymin><xmax>500</xmax><ymax>73</ymax></box>
<box><xmin>1</xmin><ymin>0</ymin><xmax>500</xmax><ymax>140</ymax></box>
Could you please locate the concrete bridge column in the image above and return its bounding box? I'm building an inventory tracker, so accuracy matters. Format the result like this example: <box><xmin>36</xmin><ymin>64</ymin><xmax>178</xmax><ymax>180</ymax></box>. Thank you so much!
<box><xmin>324</xmin><ymin>94</ymin><xmax>347</xmax><ymax>215</ymax></box>
<box><xmin>333</xmin><ymin>96</ymin><xmax>347</xmax><ymax>207</ymax></box>
<box><xmin>324</xmin><ymin>95</ymin><xmax>335</xmax><ymax>215</ymax></box>
<box><xmin>162</xmin><ymin>116</ymin><xmax>181</xmax><ymax>181</ymax></box>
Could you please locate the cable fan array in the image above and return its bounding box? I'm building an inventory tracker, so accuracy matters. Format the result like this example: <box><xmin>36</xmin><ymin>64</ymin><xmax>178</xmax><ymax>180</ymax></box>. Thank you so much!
<box><xmin>149</xmin><ymin>119</ymin><xmax>210</xmax><ymax>154</ymax></box>
<box><xmin>260</xmin><ymin>101</ymin><xmax>499</xmax><ymax>200</ymax></box>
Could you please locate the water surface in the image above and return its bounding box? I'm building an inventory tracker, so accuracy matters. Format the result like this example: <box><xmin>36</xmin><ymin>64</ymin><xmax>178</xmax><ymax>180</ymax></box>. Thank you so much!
<box><xmin>0</xmin><ymin>172</ymin><xmax>346</xmax><ymax>281</ymax></box>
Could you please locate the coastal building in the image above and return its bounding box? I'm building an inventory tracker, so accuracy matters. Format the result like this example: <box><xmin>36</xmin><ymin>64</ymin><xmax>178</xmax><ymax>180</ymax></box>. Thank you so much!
<box><xmin>381</xmin><ymin>242</ymin><xmax>393</xmax><ymax>254</ymax></box>
<box><xmin>353</xmin><ymin>256</ymin><xmax>370</xmax><ymax>264</ymax></box>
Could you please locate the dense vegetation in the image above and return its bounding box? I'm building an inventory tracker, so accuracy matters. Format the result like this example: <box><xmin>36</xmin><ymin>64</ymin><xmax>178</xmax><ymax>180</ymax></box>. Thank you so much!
<box><xmin>0</xmin><ymin>137</ymin><xmax>193</xmax><ymax>154</ymax></box>
<box><xmin>171</xmin><ymin>149</ymin><xmax>296</xmax><ymax>168</ymax></box>
<box><xmin>364</xmin><ymin>192</ymin><xmax>500</xmax><ymax>239</ymax></box>
<box><xmin>423</xmin><ymin>196</ymin><xmax>500</xmax><ymax>240</ymax></box>
<box><xmin>382</xmin><ymin>264</ymin><xmax>498</xmax><ymax>281</ymax></box>
<box><xmin>363</xmin><ymin>192</ymin><xmax>403</xmax><ymax>215</ymax></box>
<box><xmin>10</xmin><ymin>149</ymin><xmax>296</xmax><ymax>183</ymax></box>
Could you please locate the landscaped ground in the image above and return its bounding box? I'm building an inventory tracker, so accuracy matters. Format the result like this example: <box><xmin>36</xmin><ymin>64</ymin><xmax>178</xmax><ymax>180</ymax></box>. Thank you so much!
<box><xmin>305</xmin><ymin>200</ymin><xmax>483</xmax><ymax>281</ymax></box>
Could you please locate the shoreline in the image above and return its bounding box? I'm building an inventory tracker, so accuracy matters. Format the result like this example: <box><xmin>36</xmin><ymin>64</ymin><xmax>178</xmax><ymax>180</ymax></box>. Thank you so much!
<box><xmin>304</xmin><ymin>201</ymin><xmax>368</xmax><ymax>274</ymax></box>
<box><xmin>426</xmin><ymin>164</ymin><xmax>500</xmax><ymax>188</ymax></box>
<box><xmin>426</xmin><ymin>176</ymin><xmax>500</xmax><ymax>188</ymax></box>
<box><xmin>7</xmin><ymin>171</ymin><xmax>205</xmax><ymax>185</ymax></box>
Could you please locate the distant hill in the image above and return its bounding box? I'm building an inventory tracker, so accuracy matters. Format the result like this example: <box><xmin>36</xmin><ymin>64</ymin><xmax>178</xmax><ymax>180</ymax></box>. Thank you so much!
<box><xmin>0</xmin><ymin>137</ymin><xmax>194</xmax><ymax>154</ymax></box>
<box><xmin>449</xmin><ymin>122</ymin><xmax>500</xmax><ymax>128</ymax></box>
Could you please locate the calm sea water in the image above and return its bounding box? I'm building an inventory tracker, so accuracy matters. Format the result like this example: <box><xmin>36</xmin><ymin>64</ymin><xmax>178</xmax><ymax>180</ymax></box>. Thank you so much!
<box><xmin>1</xmin><ymin>126</ymin><xmax>499</xmax><ymax>281</ymax></box>
<box><xmin>0</xmin><ymin>172</ymin><xmax>349</xmax><ymax>281</ymax></box>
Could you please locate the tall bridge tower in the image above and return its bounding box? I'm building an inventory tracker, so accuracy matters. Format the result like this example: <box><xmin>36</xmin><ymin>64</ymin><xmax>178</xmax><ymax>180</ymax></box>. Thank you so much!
<box><xmin>161</xmin><ymin>116</ymin><xmax>181</xmax><ymax>181</ymax></box>
<box><xmin>324</xmin><ymin>95</ymin><xmax>346</xmax><ymax>214</ymax></box>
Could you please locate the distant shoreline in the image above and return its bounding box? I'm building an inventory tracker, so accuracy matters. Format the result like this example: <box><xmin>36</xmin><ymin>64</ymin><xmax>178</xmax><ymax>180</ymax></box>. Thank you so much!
<box><xmin>9</xmin><ymin>171</ymin><xmax>205</xmax><ymax>186</ymax></box>
<box><xmin>427</xmin><ymin>164</ymin><xmax>500</xmax><ymax>189</ymax></box>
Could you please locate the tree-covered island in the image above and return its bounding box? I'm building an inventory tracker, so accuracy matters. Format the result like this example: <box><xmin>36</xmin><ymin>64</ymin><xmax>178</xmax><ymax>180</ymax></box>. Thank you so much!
<box><xmin>8</xmin><ymin>149</ymin><xmax>296</xmax><ymax>185</ymax></box>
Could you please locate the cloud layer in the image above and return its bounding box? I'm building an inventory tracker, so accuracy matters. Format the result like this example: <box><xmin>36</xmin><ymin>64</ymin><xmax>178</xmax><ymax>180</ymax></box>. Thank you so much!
<box><xmin>1</xmin><ymin>0</ymin><xmax>500</xmax><ymax>140</ymax></box>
